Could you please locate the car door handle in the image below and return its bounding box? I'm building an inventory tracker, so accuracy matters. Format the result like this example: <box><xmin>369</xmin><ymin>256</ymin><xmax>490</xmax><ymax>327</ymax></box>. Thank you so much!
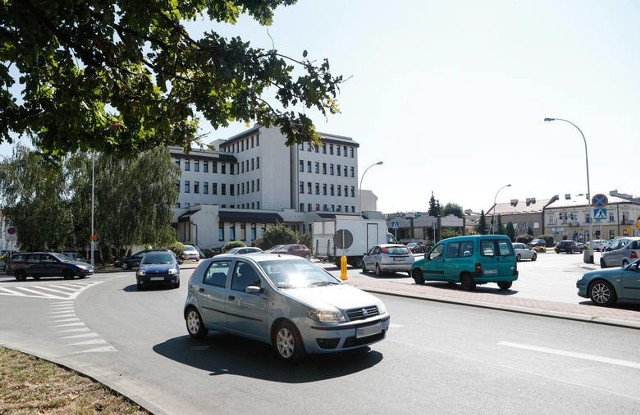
<box><xmin>199</xmin><ymin>288</ymin><xmax>205</xmax><ymax>293</ymax></box>
<box><xmin>228</xmin><ymin>295</ymin><xmax>235</xmax><ymax>301</ymax></box>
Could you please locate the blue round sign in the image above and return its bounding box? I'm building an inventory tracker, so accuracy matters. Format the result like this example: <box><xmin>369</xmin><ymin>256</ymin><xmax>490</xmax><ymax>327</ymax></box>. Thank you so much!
<box><xmin>592</xmin><ymin>194</ymin><xmax>608</xmax><ymax>208</ymax></box>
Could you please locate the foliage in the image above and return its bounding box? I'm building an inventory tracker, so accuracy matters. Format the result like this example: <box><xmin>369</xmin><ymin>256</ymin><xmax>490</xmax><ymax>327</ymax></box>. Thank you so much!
<box><xmin>0</xmin><ymin>146</ymin><xmax>179</xmax><ymax>260</ymax></box>
<box><xmin>527</xmin><ymin>227</ymin><xmax>534</xmax><ymax>236</ymax></box>
<box><xmin>254</xmin><ymin>222</ymin><xmax>298</xmax><ymax>249</ymax></box>
<box><xmin>0</xmin><ymin>0</ymin><xmax>343</xmax><ymax>157</ymax></box>
<box><xmin>440</xmin><ymin>228</ymin><xmax>462</xmax><ymax>239</ymax></box>
<box><xmin>506</xmin><ymin>222</ymin><xmax>515</xmax><ymax>241</ymax></box>
<box><xmin>538</xmin><ymin>234</ymin><xmax>555</xmax><ymax>246</ymax></box>
<box><xmin>442</xmin><ymin>202</ymin><xmax>464</xmax><ymax>218</ymax></box>
<box><xmin>223</xmin><ymin>241</ymin><xmax>246</xmax><ymax>251</ymax></box>
<box><xmin>428</xmin><ymin>192</ymin><xmax>442</xmax><ymax>217</ymax></box>
<box><xmin>515</xmin><ymin>234</ymin><xmax>534</xmax><ymax>244</ymax></box>
<box><xmin>496</xmin><ymin>215</ymin><xmax>505</xmax><ymax>234</ymax></box>
<box><xmin>475</xmin><ymin>210</ymin><xmax>488</xmax><ymax>235</ymax></box>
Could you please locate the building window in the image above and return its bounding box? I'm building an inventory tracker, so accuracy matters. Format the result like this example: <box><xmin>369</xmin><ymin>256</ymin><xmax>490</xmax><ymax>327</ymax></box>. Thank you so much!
<box><xmin>307</xmin><ymin>182</ymin><xmax>312</xmax><ymax>194</ymax></box>
<box><xmin>343</xmin><ymin>166</ymin><xmax>348</xmax><ymax>176</ymax></box>
<box><xmin>230</xmin><ymin>225</ymin><xmax>236</xmax><ymax>241</ymax></box>
<box><xmin>322</xmin><ymin>163</ymin><xmax>327</xmax><ymax>174</ymax></box>
<box><xmin>299</xmin><ymin>203</ymin><xmax>304</xmax><ymax>212</ymax></box>
<box><xmin>194</xmin><ymin>161</ymin><xmax>199</xmax><ymax>172</ymax></box>
<box><xmin>329</xmin><ymin>144</ymin><xmax>334</xmax><ymax>155</ymax></box>
<box><xmin>176</xmin><ymin>180</ymin><xmax>180</xmax><ymax>192</ymax></box>
<box><xmin>256</xmin><ymin>179</ymin><xmax>260</xmax><ymax>191</ymax></box>
<box><xmin>330</xmin><ymin>164</ymin><xmax>334</xmax><ymax>175</ymax></box>
<box><xmin>323</xmin><ymin>184</ymin><xmax>327</xmax><ymax>195</ymax></box>
<box><xmin>350</xmin><ymin>147</ymin><xmax>354</xmax><ymax>158</ymax></box>
<box><xmin>230</xmin><ymin>164</ymin><xmax>235</xmax><ymax>175</ymax></box>
<box><xmin>185</xmin><ymin>160</ymin><xmax>190</xmax><ymax>171</ymax></box>
<box><xmin>230</xmin><ymin>184</ymin><xmax>235</xmax><ymax>196</ymax></box>
<box><xmin>307</xmin><ymin>161</ymin><xmax>311</xmax><ymax>172</ymax></box>
<box><xmin>350</xmin><ymin>166</ymin><xmax>355</xmax><ymax>177</ymax></box>
<box><xmin>184</xmin><ymin>181</ymin><xmax>190</xmax><ymax>193</ymax></box>
<box><xmin>315</xmin><ymin>183</ymin><xmax>320</xmax><ymax>195</ymax></box>
<box><xmin>323</xmin><ymin>204</ymin><xmax>328</xmax><ymax>211</ymax></box>
<box><xmin>221</xmin><ymin>163</ymin><xmax>226</xmax><ymax>174</ymax></box>
<box><xmin>316</xmin><ymin>204</ymin><xmax>320</xmax><ymax>211</ymax></box>
<box><xmin>175</xmin><ymin>159</ymin><xmax>180</xmax><ymax>168</ymax></box>
<box><xmin>221</xmin><ymin>183</ymin><xmax>226</xmax><ymax>195</ymax></box>
<box><xmin>213</xmin><ymin>161</ymin><xmax>218</xmax><ymax>173</ymax></box>
<box><xmin>300</xmin><ymin>181</ymin><xmax>304</xmax><ymax>193</ymax></box>
<box><xmin>337</xmin><ymin>165</ymin><xmax>341</xmax><ymax>176</ymax></box>
<box><xmin>299</xmin><ymin>160</ymin><xmax>304</xmax><ymax>172</ymax></box>
<box><xmin>343</xmin><ymin>145</ymin><xmax>347</xmax><ymax>156</ymax></box>
<box><xmin>330</xmin><ymin>184</ymin><xmax>334</xmax><ymax>196</ymax></box>
<box><xmin>315</xmin><ymin>162</ymin><xmax>320</xmax><ymax>173</ymax></box>
<box><xmin>350</xmin><ymin>186</ymin><xmax>355</xmax><ymax>197</ymax></box>
<box><xmin>256</xmin><ymin>157</ymin><xmax>260</xmax><ymax>169</ymax></box>
<box><xmin>322</xmin><ymin>144</ymin><xmax>327</xmax><ymax>154</ymax></box>
<box><xmin>213</xmin><ymin>183</ymin><xmax>217</xmax><ymax>195</ymax></box>
<box><xmin>338</xmin><ymin>186</ymin><xmax>342</xmax><ymax>196</ymax></box>
<box><xmin>308</xmin><ymin>203</ymin><xmax>312</xmax><ymax>212</ymax></box>
<box><xmin>203</xmin><ymin>161</ymin><xmax>208</xmax><ymax>173</ymax></box>
<box><xmin>194</xmin><ymin>181</ymin><xmax>200</xmax><ymax>194</ymax></box>
<box><xmin>204</xmin><ymin>182</ymin><xmax>209</xmax><ymax>194</ymax></box>
<box><xmin>251</xmin><ymin>158</ymin><xmax>255</xmax><ymax>170</ymax></box>
<box><xmin>251</xmin><ymin>180</ymin><xmax>255</xmax><ymax>192</ymax></box>
<box><xmin>337</xmin><ymin>146</ymin><xmax>341</xmax><ymax>156</ymax></box>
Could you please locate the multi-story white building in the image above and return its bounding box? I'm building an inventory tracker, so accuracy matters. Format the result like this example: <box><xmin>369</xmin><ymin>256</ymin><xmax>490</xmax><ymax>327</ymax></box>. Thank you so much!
<box><xmin>170</xmin><ymin>125</ymin><xmax>363</xmax><ymax>250</ymax></box>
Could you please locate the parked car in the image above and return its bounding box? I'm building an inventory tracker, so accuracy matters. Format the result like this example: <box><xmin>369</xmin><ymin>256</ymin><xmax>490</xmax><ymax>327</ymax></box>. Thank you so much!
<box><xmin>63</xmin><ymin>251</ymin><xmax>87</xmax><ymax>262</ymax></box>
<box><xmin>554</xmin><ymin>240</ymin><xmax>583</xmax><ymax>254</ymax></box>
<box><xmin>529</xmin><ymin>239</ymin><xmax>546</xmax><ymax>247</ymax></box>
<box><xmin>411</xmin><ymin>235</ymin><xmax>518</xmax><ymax>290</ymax></box>
<box><xmin>136</xmin><ymin>250</ymin><xmax>180</xmax><ymax>290</ymax></box>
<box><xmin>362</xmin><ymin>244</ymin><xmax>415</xmax><ymax>276</ymax></box>
<box><xmin>589</xmin><ymin>239</ymin><xmax>606</xmax><ymax>252</ymax></box>
<box><xmin>181</xmin><ymin>245</ymin><xmax>201</xmax><ymax>261</ymax></box>
<box><xmin>225</xmin><ymin>247</ymin><xmax>264</xmax><ymax>255</ymax></box>
<box><xmin>272</xmin><ymin>244</ymin><xmax>312</xmax><ymax>260</ymax></box>
<box><xmin>600</xmin><ymin>237</ymin><xmax>640</xmax><ymax>268</ymax></box>
<box><xmin>512</xmin><ymin>243</ymin><xmax>537</xmax><ymax>262</ymax></box>
<box><xmin>4</xmin><ymin>252</ymin><xmax>94</xmax><ymax>281</ymax></box>
<box><xmin>183</xmin><ymin>253</ymin><xmax>390</xmax><ymax>363</ymax></box>
<box><xmin>406</xmin><ymin>242</ymin><xmax>427</xmax><ymax>254</ymax></box>
<box><xmin>114</xmin><ymin>250</ymin><xmax>153</xmax><ymax>270</ymax></box>
<box><xmin>577</xmin><ymin>259</ymin><xmax>640</xmax><ymax>306</ymax></box>
<box><xmin>264</xmin><ymin>244</ymin><xmax>285</xmax><ymax>254</ymax></box>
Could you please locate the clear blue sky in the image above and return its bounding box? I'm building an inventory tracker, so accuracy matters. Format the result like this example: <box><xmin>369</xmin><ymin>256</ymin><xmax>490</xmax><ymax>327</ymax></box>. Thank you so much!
<box><xmin>3</xmin><ymin>0</ymin><xmax>638</xmax><ymax>214</ymax></box>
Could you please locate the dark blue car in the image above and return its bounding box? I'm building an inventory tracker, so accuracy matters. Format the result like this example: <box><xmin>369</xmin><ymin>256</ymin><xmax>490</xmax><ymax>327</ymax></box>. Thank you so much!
<box><xmin>136</xmin><ymin>250</ymin><xmax>180</xmax><ymax>290</ymax></box>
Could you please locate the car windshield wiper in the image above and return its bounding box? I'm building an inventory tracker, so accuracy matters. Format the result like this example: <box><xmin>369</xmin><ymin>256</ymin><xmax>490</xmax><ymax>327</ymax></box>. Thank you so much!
<box><xmin>311</xmin><ymin>281</ymin><xmax>339</xmax><ymax>286</ymax></box>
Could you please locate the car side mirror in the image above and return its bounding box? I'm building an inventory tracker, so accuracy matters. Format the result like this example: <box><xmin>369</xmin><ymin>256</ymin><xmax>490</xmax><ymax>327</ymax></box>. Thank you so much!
<box><xmin>246</xmin><ymin>285</ymin><xmax>263</xmax><ymax>295</ymax></box>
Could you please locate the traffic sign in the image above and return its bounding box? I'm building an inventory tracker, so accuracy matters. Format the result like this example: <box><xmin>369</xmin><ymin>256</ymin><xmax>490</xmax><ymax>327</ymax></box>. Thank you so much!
<box><xmin>593</xmin><ymin>208</ymin><xmax>607</xmax><ymax>221</ymax></box>
<box><xmin>6</xmin><ymin>226</ymin><xmax>16</xmax><ymax>240</ymax></box>
<box><xmin>592</xmin><ymin>194</ymin><xmax>608</xmax><ymax>208</ymax></box>
<box><xmin>391</xmin><ymin>220</ymin><xmax>399</xmax><ymax>230</ymax></box>
<box><xmin>333</xmin><ymin>229</ymin><xmax>353</xmax><ymax>250</ymax></box>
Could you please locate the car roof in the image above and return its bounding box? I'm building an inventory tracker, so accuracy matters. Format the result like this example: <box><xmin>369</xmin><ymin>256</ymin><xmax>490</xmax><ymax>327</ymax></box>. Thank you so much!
<box><xmin>212</xmin><ymin>253</ymin><xmax>309</xmax><ymax>264</ymax></box>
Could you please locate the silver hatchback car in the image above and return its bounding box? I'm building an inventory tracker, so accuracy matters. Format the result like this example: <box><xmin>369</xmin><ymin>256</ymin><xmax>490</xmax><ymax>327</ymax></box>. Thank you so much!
<box><xmin>600</xmin><ymin>237</ymin><xmax>640</xmax><ymax>268</ymax></box>
<box><xmin>184</xmin><ymin>254</ymin><xmax>390</xmax><ymax>363</ymax></box>
<box><xmin>361</xmin><ymin>244</ymin><xmax>415</xmax><ymax>276</ymax></box>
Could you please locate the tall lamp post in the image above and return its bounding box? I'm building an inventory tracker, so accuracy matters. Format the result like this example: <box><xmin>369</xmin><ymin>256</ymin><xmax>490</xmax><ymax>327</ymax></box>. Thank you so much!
<box><xmin>544</xmin><ymin>117</ymin><xmax>594</xmax><ymax>264</ymax></box>
<box><xmin>491</xmin><ymin>184</ymin><xmax>511</xmax><ymax>233</ymax></box>
<box><xmin>358</xmin><ymin>161</ymin><xmax>383</xmax><ymax>213</ymax></box>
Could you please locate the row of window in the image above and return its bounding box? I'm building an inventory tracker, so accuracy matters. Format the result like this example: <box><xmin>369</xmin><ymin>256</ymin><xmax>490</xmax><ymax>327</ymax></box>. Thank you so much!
<box><xmin>299</xmin><ymin>182</ymin><xmax>355</xmax><ymax>197</ymax></box>
<box><xmin>180</xmin><ymin>179</ymin><xmax>261</xmax><ymax>195</ymax></box>
<box><xmin>299</xmin><ymin>160</ymin><xmax>355</xmax><ymax>177</ymax></box>
<box><xmin>222</xmin><ymin>135</ymin><xmax>260</xmax><ymax>154</ymax></box>
<box><xmin>299</xmin><ymin>203</ymin><xmax>356</xmax><ymax>213</ymax></box>
<box><xmin>299</xmin><ymin>142</ymin><xmax>356</xmax><ymax>158</ymax></box>
<box><xmin>176</xmin><ymin>157</ymin><xmax>260</xmax><ymax>175</ymax></box>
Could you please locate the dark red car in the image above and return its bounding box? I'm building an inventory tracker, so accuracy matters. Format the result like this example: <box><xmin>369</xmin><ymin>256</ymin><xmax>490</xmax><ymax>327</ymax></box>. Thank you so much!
<box><xmin>273</xmin><ymin>244</ymin><xmax>312</xmax><ymax>260</ymax></box>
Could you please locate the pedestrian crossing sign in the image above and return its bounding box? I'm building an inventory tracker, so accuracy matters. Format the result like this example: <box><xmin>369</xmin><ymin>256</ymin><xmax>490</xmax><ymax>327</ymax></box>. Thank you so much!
<box><xmin>593</xmin><ymin>208</ymin><xmax>607</xmax><ymax>221</ymax></box>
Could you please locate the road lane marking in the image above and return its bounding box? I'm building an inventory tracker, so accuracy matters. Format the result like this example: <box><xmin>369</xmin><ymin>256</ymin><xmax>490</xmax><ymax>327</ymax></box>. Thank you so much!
<box><xmin>498</xmin><ymin>341</ymin><xmax>640</xmax><ymax>370</ymax></box>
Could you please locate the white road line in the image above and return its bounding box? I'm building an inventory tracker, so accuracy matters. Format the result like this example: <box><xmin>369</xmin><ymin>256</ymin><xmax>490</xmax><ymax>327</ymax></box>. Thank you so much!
<box><xmin>53</xmin><ymin>322</ymin><xmax>85</xmax><ymax>327</ymax></box>
<box><xmin>69</xmin><ymin>339</ymin><xmax>108</xmax><ymax>346</ymax></box>
<box><xmin>10</xmin><ymin>287</ymin><xmax>60</xmax><ymax>298</ymax></box>
<box><xmin>0</xmin><ymin>287</ymin><xmax>27</xmax><ymax>296</ymax></box>
<box><xmin>58</xmin><ymin>328</ymin><xmax>91</xmax><ymax>333</ymax></box>
<box><xmin>498</xmin><ymin>341</ymin><xmax>640</xmax><ymax>370</ymax></box>
<box><xmin>75</xmin><ymin>346</ymin><xmax>117</xmax><ymax>353</ymax></box>
<box><xmin>62</xmin><ymin>333</ymin><xmax>100</xmax><ymax>339</ymax></box>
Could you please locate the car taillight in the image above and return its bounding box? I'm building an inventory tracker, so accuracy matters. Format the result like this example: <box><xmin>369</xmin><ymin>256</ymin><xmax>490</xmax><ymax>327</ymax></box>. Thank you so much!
<box><xmin>475</xmin><ymin>263</ymin><xmax>482</xmax><ymax>274</ymax></box>
<box><xmin>631</xmin><ymin>251</ymin><xmax>638</xmax><ymax>259</ymax></box>
<box><xmin>381</xmin><ymin>247</ymin><xmax>388</xmax><ymax>253</ymax></box>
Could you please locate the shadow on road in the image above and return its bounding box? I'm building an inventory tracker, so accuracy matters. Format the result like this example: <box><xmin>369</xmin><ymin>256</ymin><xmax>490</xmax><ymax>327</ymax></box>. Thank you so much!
<box><xmin>153</xmin><ymin>333</ymin><xmax>384</xmax><ymax>383</ymax></box>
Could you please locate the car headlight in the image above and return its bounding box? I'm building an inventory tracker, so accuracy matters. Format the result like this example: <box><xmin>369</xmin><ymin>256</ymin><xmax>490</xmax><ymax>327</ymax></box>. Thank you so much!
<box><xmin>137</xmin><ymin>270</ymin><xmax>145</xmax><ymax>276</ymax></box>
<box><xmin>308</xmin><ymin>308</ymin><xmax>345</xmax><ymax>323</ymax></box>
<box><xmin>168</xmin><ymin>268</ymin><xmax>178</xmax><ymax>275</ymax></box>
<box><xmin>376</xmin><ymin>301</ymin><xmax>387</xmax><ymax>315</ymax></box>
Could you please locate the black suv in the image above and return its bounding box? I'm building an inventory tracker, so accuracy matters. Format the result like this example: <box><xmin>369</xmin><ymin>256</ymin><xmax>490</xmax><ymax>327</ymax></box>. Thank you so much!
<box><xmin>5</xmin><ymin>252</ymin><xmax>94</xmax><ymax>281</ymax></box>
<box><xmin>554</xmin><ymin>240</ymin><xmax>583</xmax><ymax>254</ymax></box>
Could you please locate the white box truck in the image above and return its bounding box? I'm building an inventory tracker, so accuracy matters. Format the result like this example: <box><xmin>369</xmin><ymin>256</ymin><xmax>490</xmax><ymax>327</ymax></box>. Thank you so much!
<box><xmin>313</xmin><ymin>213</ymin><xmax>396</xmax><ymax>267</ymax></box>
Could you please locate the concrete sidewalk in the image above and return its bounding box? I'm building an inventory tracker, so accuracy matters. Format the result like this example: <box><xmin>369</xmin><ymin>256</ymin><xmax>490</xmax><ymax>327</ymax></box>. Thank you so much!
<box><xmin>343</xmin><ymin>270</ymin><xmax>640</xmax><ymax>330</ymax></box>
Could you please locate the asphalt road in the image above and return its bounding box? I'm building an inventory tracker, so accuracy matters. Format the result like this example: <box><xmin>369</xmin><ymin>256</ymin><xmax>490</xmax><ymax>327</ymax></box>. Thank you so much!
<box><xmin>0</xmin><ymin>253</ymin><xmax>638</xmax><ymax>414</ymax></box>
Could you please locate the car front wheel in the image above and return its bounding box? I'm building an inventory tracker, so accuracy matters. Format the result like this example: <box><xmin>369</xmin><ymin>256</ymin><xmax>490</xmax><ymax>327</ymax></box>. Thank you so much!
<box><xmin>185</xmin><ymin>308</ymin><xmax>209</xmax><ymax>339</ymax></box>
<box><xmin>273</xmin><ymin>320</ymin><xmax>305</xmax><ymax>363</ymax></box>
<box><xmin>361</xmin><ymin>261</ymin><xmax>368</xmax><ymax>274</ymax></box>
<box><xmin>412</xmin><ymin>268</ymin><xmax>424</xmax><ymax>285</ymax></box>
<box><xmin>531</xmin><ymin>253</ymin><xmax>537</xmax><ymax>261</ymax></box>
<box><xmin>589</xmin><ymin>280</ymin><xmax>617</xmax><ymax>307</ymax></box>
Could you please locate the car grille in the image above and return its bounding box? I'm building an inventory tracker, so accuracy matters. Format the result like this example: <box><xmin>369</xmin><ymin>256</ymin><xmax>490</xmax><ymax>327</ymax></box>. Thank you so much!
<box><xmin>346</xmin><ymin>306</ymin><xmax>379</xmax><ymax>321</ymax></box>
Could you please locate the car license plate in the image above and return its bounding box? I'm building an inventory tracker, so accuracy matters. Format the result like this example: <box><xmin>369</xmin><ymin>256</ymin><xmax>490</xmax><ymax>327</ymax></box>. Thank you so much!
<box><xmin>150</xmin><ymin>277</ymin><xmax>164</xmax><ymax>281</ymax></box>
<box><xmin>356</xmin><ymin>322</ymin><xmax>382</xmax><ymax>339</ymax></box>
<box><xmin>393</xmin><ymin>257</ymin><xmax>404</xmax><ymax>261</ymax></box>
<box><xmin>484</xmin><ymin>269</ymin><xmax>497</xmax><ymax>274</ymax></box>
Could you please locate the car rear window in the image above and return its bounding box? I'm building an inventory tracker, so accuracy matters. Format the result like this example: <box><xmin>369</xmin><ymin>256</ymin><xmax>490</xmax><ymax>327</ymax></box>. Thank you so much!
<box><xmin>387</xmin><ymin>246</ymin><xmax>410</xmax><ymax>255</ymax></box>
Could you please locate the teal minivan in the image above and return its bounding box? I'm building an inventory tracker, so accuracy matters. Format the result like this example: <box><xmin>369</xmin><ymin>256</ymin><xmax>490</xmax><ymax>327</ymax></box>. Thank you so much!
<box><xmin>411</xmin><ymin>235</ymin><xmax>518</xmax><ymax>290</ymax></box>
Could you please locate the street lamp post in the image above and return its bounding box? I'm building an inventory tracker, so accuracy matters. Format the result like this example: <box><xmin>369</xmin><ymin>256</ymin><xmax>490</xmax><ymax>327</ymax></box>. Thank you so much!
<box><xmin>358</xmin><ymin>161</ymin><xmax>383</xmax><ymax>213</ymax></box>
<box><xmin>544</xmin><ymin>117</ymin><xmax>594</xmax><ymax>264</ymax></box>
<box><xmin>491</xmin><ymin>184</ymin><xmax>511</xmax><ymax>233</ymax></box>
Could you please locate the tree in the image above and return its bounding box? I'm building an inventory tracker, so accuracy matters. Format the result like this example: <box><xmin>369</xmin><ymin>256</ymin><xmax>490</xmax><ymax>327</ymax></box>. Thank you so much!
<box><xmin>475</xmin><ymin>210</ymin><xmax>488</xmax><ymax>235</ymax></box>
<box><xmin>428</xmin><ymin>192</ymin><xmax>442</xmax><ymax>217</ymax></box>
<box><xmin>1</xmin><ymin>1</ymin><xmax>343</xmax><ymax>156</ymax></box>
<box><xmin>442</xmin><ymin>202</ymin><xmax>464</xmax><ymax>218</ymax></box>
<box><xmin>506</xmin><ymin>222</ymin><xmax>515</xmax><ymax>241</ymax></box>
<box><xmin>496</xmin><ymin>215</ymin><xmax>505</xmax><ymax>234</ymax></box>
<box><xmin>0</xmin><ymin>146</ymin><xmax>179</xmax><ymax>259</ymax></box>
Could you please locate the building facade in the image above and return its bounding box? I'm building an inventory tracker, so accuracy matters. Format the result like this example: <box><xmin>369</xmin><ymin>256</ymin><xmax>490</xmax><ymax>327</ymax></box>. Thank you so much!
<box><xmin>170</xmin><ymin>125</ymin><xmax>363</xmax><ymax>249</ymax></box>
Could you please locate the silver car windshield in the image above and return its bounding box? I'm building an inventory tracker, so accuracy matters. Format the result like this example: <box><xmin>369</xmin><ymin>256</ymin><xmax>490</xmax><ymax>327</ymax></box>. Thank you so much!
<box><xmin>259</xmin><ymin>259</ymin><xmax>340</xmax><ymax>288</ymax></box>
